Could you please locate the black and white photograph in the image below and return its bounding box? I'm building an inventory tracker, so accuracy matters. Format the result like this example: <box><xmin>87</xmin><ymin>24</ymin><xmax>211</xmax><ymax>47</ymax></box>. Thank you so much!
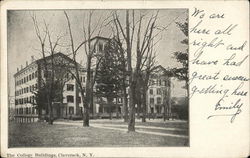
<box><xmin>7</xmin><ymin>9</ymin><xmax>189</xmax><ymax>147</ymax></box>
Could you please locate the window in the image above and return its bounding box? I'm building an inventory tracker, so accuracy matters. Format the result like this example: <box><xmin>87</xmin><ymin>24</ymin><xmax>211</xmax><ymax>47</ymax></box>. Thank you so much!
<box><xmin>25</xmin><ymin>107</ymin><xmax>28</xmax><ymax>114</ymax></box>
<box><xmin>83</xmin><ymin>77</ymin><xmax>85</xmax><ymax>83</ymax></box>
<box><xmin>30</xmin><ymin>96</ymin><xmax>33</xmax><ymax>103</ymax></box>
<box><xmin>118</xmin><ymin>98</ymin><xmax>123</xmax><ymax>103</ymax></box>
<box><xmin>32</xmin><ymin>107</ymin><xmax>35</xmax><ymax>114</ymax></box>
<box><xmin>77</xmin><ymin>97</ymin><xmax>81</xmax><ymax>103</ymax></box>
<box><xmin>157</xmin><ymin>105</ymin><xmax>161</xmax><ymax>113</ymax></box>
<box><xmin>32</xmin><ymin>73</ymin><xmax>34</xmax><ymax>79</ymax></box>
<box><xmin>67</xmin><ymin>84</ymin><xmax>74</xmax><ymax>91</ymax></box>
<box><xmin>24</xmin><ymin>77</ymin><xmax>26</xmax><ymax>83</ymax></box>
<box><xmin>67</xmin><ymin>95</ymin><xmax>74</xmax><ymax>103</ymax></box>
<box><xmin>29</xmin><ymin>74</ymin><xmax>31</xmax><ymax>81</ymax></box>
<box><xmin>35</xmin><ymin>83</ymin><xmax>38</xmax><ymax>89</ymax></box>
<box><xmin>35</xmin><ymin>71</ymin><xmax>38</xmax><ymax>78</ymax></box>
<box><xmin>157</xmin><ymin>88</ymin><xmax>161</xmax><ymax>95</ymax></box>
<box><xmin>149</xmin><ymin>89</ymin><xmax>153</xmax><ymax>95</ymax></box>
<box><xmin>99</xmin><ymin>43</ymin><xmax>103</xmax><ymax>51</ymax></box>
<box><xmin>32</xmin><ymin>96</ymin><xmax>35</xmax><ymax>103</ymax></box>
<box><xmin>164</xmin><ymin>80</ymin><xmax>167</xmax><ymax>86</ymax></box>
<box><xmin>69</xmin><ymin>107</ymin><xmax>74</xmax><ymax>115</ymax></box>
<box><xmin>159</xmin><ymin>79</ymin><xmax>162</xmax><ymax>86</ymax></box>
<box><xmin>150</xmin><ymin>98</ymin><xmax>154</xmax><ymax>104</ymax></box>
<box><xmin>157</xmin><ymin>97</ymin><xmax>161</xmax><ymax>104</ymax></box>
<box><xmin>151</xmin><ymin>80</ymin><xmax>155</xmax><ymax>85</ymax></box>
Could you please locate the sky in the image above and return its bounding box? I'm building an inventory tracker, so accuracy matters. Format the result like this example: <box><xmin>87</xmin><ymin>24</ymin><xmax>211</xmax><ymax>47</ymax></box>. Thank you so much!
<box><xmin>7</xmin><ymin>9</ymin><xmax>188</xmax><ymax>100</ymax></box>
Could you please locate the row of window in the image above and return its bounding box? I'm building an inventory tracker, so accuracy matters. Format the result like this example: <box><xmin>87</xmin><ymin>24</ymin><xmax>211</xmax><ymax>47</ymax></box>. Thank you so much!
<box><xmin>67</xmin><ymin>84</ymin><xmax>74</xmax><ymax>91</ymax></box>
<box><xmin>67</xmin><ymin>95</ymin><xmax>81</xmax><ymax>103</ymax></box>
<box><xmin>149</xmin><ymin>88</ymin><xmax>164</xmax><ymax>95</ymax></box>
<box><xmin>96</xmin><ymin>97</ymin><xmax>123</xmax><ymax>104</ymax></box>
<box><xmin>65</xmin><ymin>73</ymin><xmax>86</xmax><ymax>83</ymax></box>
<box><xmin>16</xmin><ymin>95</ymin><xmax>80</xmax><ymax>105</ymax></box>
<box><xmin>15</xmin><ymin>96</ymin><xmax>36</xmax><ymax>105</ymax></box>
<box><xmin>15</xmin><ymin>84</ymin><xmax>38</xmax><ymax>96</ymax></box>
<box><xmin>66</xmin><ymin>84</ymin><xmax>87</xmax><ymax>94</ymax></box>
<box><xmin>16</xmin><ymin>71</ymin><xmax>38</xmax><ymax>86</ymax></box>
<box><xmin>16</xmin><ymin>107</ymin><xmax>37</xmax><ymax>115</ymax></box>
<box><xmin>150</xmin><ymin>79</ymin><xmax>168</xmax><ymax>86</ymax></box>
<box><xmin>149</xmin><ymin>97</ymin><xmax>162</xmax><ymax>105</ymax></box>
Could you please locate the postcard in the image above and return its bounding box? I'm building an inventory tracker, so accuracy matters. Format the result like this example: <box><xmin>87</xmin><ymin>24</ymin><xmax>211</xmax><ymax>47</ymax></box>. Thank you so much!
<box><xmin>1</xmin><ymin>0</ymin><xmax>249</xmax><ymax>157</ymax></box>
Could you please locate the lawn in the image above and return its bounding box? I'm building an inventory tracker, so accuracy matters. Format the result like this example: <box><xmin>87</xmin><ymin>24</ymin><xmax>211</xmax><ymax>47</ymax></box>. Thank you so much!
<box><xmin>8</xmin><ymin>120</ymin><xmax>189</xmax><ymax>147</ymax></box>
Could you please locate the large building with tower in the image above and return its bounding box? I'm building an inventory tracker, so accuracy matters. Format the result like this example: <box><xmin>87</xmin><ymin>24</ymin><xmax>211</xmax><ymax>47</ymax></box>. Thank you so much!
<box><xmin>14</xmin><ymin>36</ymin><xmax>175</xmax><ymax>122</ymax></box>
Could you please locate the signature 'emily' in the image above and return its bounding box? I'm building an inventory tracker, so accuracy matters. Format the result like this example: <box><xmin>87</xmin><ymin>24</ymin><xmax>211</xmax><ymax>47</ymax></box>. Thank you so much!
<box><xmin>207</xmin><ymin>94</ymin><xmax>243</xmax><ymax>123</ymax></box>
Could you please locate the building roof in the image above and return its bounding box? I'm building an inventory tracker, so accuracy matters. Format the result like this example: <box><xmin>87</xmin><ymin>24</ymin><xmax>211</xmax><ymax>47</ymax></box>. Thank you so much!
<box><xmin>151</xmin><ymin>65</ymin><xmax>174</xmax><ymax>77</ymax></box>
<box><xmin>89</xmin><ymin>36</ymin><xmax>110</xmax><ymax>42</ymax></box>
<box><xmin>14</xmin><ymin>52</ymin><xmax>84</xmax><ymax>77</ymax></box>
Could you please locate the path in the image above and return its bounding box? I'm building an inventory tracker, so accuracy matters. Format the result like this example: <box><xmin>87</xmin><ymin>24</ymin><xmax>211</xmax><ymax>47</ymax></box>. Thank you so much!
<box><xmin>54</xmin><ymin>121</ymin><xmax>188</xmax><ymax>139</ymax></box>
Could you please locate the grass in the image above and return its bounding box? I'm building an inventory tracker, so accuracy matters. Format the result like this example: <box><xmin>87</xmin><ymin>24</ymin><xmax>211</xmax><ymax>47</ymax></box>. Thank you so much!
<box><xmin>9</xmin><ymin>120</ymin><xmax>189</xmax><ymax>147</ymax></box>
<box><xmin>90</xmin><ymin>119</ymin><xmax>189</xmax><ymax>129</ymax></box>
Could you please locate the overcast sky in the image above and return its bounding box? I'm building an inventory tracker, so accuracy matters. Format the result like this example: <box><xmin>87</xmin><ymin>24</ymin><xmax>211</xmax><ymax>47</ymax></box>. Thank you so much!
<box><xmin>7</xmin><ymin>9</ymin><xmax>188</xmax><ymax>99</ymax></box>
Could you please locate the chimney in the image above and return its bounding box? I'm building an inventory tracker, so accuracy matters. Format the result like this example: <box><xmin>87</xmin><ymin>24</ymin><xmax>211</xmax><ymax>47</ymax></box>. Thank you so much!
<box><xmin>31</xmin><ymin>56</ymin><xmax>34</xmax><ymax>62</ymax></box>
<box><xmin>26</xmin><ymin>61</ymin><xmax>28</xmax><ymax>66</ymax></box>
<box><xmin>17</xmin><ymin>68</ymin><xmax>19</xmax><ymax>72</ymax></box>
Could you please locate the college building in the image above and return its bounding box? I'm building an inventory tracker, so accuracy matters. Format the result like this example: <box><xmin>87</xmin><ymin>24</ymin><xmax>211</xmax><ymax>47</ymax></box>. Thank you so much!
<box><xmin>14</xmin><ymin>36</ymin><xmax>174</xmax><ymax>122</ymax></box>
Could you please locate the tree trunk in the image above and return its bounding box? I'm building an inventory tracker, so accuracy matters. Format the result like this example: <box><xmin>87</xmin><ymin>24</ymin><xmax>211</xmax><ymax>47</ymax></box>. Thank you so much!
<box><xmin>125</xmin><ymin>10</ymin><xmax>136</xmax><ymax>132</ymax></box>
<box><xmin>163</xmin><ymin>106</ymin><xmax>166</xmax><ymax>121</ymax></box>
<box><xmin>48</xmin><ymin>98</ymin><xmax>53</xmax><ymax>125</ymax></box>
<box><xmin>107</xmin><ymin>97</ymin><xmax>113</xmax><ymax>120</ymax></box>
<box><xmin>83</xmin><ymin>57</ymin><xmax>91</xmax><ymax>127</ymax></box>
<box><xmin>142</xmin><ymin>90</ymin><xmax>147</xmax><ymax>122</ymax></box>
<box><xmin>128</xmin><ymin>84</ymin><xmax>136</xmax><ymax>132</ymax></box>
<box><xmin>37</xmin><ymin>104</ymin><xmax>43</xmax><ymax>121</ymax></box>
<box><xmin>168</xmin><ymin>81</ymin><xmax>172</xmax><ymax>120</ymax></box>
<box><xmin>83</xmin><ymin>106</ymin><xmax>89</xmax><ymax>126</ymax></box>
<box><xmin>116</xmin><ymin>98</ymin><xmax>119</xmax><ymax>119</ymax></box>
<box><xmin>122</xmin><ymin>83</ymin><xmax>128</xmax><ymax>122</ymax></box>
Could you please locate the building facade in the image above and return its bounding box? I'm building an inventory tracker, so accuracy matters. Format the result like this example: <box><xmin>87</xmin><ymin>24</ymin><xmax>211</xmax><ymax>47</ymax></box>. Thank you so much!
<box><xmin>147</xmin><ymin>65</ymin><xmax>172</xmax><ymax>115</ymax></box>
<box><xmin>14</xmin><ymin>53</ymin><xmax>87</xmax><ymax>122</ymax></box>
<box><xmin>14</xmin><ymin>36</ymin><xmax>173</xmax><ymax>122</ymax></box>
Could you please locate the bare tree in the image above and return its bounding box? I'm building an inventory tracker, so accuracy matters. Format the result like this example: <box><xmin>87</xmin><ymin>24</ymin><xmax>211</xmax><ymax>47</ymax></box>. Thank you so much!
<box><xmin>112</xmin><ymin>10</ymin><xmax>159</xmax><ymax>131</ymax></box>
<box><xmin>64</xmin><ymin>11</ymin><xmax>106</xmax><ymax>127</ymax></box>
<box><xmin>140</xmin><ymin>49</ymin><xmax>157</xmax><ymax>122</ymax></box>
<box><xmin>31</xmin><ymin>13</ymin><xmax>63</xmax><ymax>124</ymax></box>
